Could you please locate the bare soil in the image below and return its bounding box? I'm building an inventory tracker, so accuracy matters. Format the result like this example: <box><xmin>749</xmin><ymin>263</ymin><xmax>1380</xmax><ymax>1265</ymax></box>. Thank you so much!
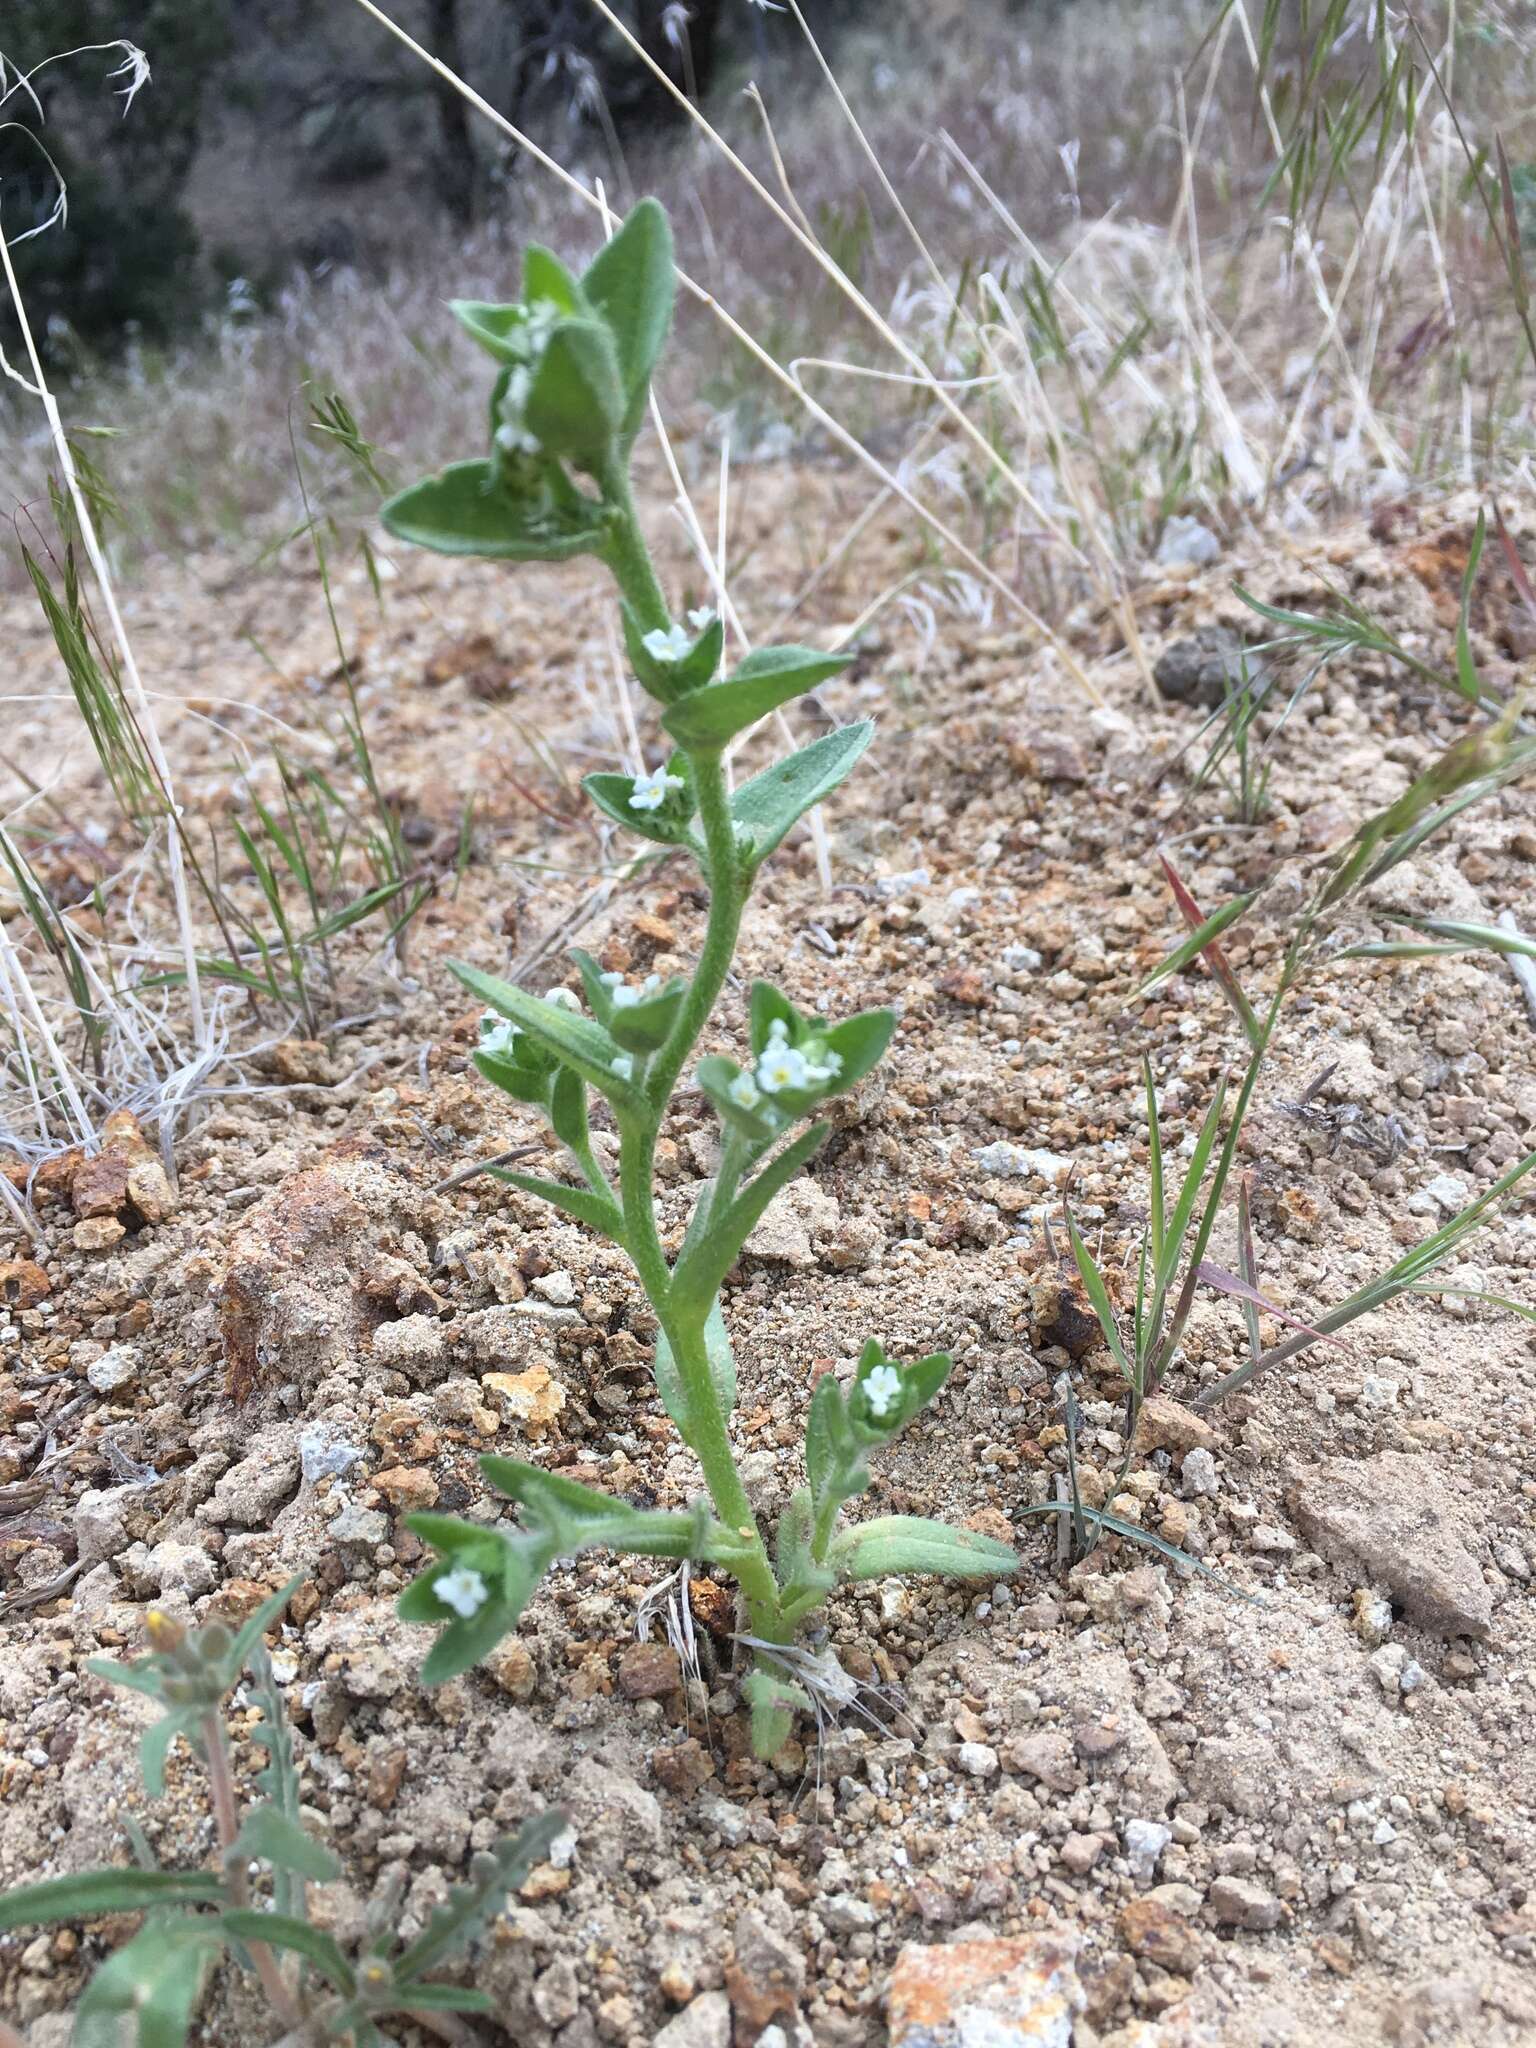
<box><xmin>2</xmin><ymin>462</ymin><xmax>1534</xmax><ymax>2048</ymax></box>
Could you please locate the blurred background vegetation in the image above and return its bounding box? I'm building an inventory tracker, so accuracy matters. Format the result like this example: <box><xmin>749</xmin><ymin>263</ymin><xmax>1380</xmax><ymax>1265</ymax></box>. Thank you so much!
<box><xmin>1</xmin><ymin>0</ymin><xmax>885</xmax><ymax>364</ymax></box>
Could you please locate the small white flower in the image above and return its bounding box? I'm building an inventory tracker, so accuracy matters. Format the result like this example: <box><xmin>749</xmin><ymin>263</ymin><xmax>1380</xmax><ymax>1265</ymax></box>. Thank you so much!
<box><xmin>545</xmin><ymin>986</ymin><xmax>579</xmax><ymax>1011</ymax></box>
<box><xmin>642</xmin><ymin>623</ymin><xmax>694</xmax><ymax>663</ymax></box>
<box><xmin>604</xmin><ymin>973</ymin><xmax>659</xmax><ymax>1010</ymax></box>
<box><xmin>435</xmin><ymin>1564</ymin><xmax>489</xmax><ymax>1619</ymax></box>
<box><xmin>479</xmin><ymin>1013</ymin><xmax>519</xmax><ymax>1058</ymax></box>
<box><xmin>494</xmin><ymin>419</ymin><xmax>540</xmax><ymax>458</ymax></box>
<box><xmin>629</xmin><ymin>765</ymin><xmax>686</xmax><ymax>812</ymax></box>
<box><xmin>767</xmin><ymin>1017</ymin><xmax>790</xmax><ymax>1044</ymax></box>
<box><xmin>687</xmin><ymin>605</ymin><xmax>717</xmax><ymax>630</ymax></box>
<box><xmin>611</xmin><ymin>1054</ymin><xmax>635</xmax><ymax>1081</ymax></box>
<box><xmin>862</xmin><ymin>1364</ymin><xmax>903</xmax><ymax>1419</ymax></box>
<box><xmin>757</xmin><ymin>1044</ymin><xmax>810</xmax><ymax>1094</ymax></box>
<box><xmin>801</xmin><ymin>1042</ymin><xmax>843</xmax><ymax>1084</ymax></box>
<box><xmin>728</xmin><ymin>1071</ymin><xmax>761</xmax><ymax>1110</ymax></box>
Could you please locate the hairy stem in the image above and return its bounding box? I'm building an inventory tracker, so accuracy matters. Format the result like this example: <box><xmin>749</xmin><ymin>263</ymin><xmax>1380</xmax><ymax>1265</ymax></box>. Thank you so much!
<box><xmin>203</xmin><ymin>1712</ymin><xmax>305</xmax><ymax>2033</ymax></box>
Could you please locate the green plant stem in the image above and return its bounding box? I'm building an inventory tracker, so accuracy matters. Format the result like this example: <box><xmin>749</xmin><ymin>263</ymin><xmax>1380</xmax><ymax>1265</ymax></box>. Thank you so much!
<box><xmin>598</xmin><ymin>464</ymin><xmax>671</xmax><ymax>634</ymax></box>
<box><xmin>202</xmin><ymin>1712</ymin><xmax>305</xmax><ymax>2034</ymax></box>
<box><xmin>589</xmin><ymin>475</ymin><xmax>789</xmax><ymax>1643</ymax></box>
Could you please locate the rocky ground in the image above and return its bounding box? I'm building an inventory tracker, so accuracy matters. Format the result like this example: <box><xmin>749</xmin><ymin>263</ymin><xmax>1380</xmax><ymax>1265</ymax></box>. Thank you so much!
<box><xmin>1</xmin><ymin>459</ymin><xmax>1535</xmax><ymax>2048</ymax></box>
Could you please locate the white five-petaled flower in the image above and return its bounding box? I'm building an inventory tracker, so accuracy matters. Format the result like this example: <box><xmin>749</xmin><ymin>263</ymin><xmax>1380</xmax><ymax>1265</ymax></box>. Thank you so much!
<box><xmin>757</xmin><ymin>1042</ymin><xmax>810</xmax><ymax>1094</ymax></box>
<box><xmin>687</xmin><ymin>605</ymin><xmax>718</xmax><ymax>631</ymax></box>
<box><xmin>728</xmin><ymin>1070</ymin><xmax>761</xmax><ymax>1109</ymax></box>
<box><xmin>642</xmin><ymin>623</ymin><xmax>694</xmax><ymax>663</ymax></box>
<box><xmin>611</xmin><ymin>1054</ymin><xmax>635</xmax><ymax>1081</ymax></box>
<box><xmin>862</xmin><ymin>1364</ymin><xmax>903</xmax><ymax>1420</ymax></box>
<box><xmin>629</xmin><ymin>765</ymin><xmax>686</xmax><ymax>812</ymax></box>
<box><xmin>435</xmin><ymin>1564</ymin><xmax>489</xmax><ymax>1619</ymax></box>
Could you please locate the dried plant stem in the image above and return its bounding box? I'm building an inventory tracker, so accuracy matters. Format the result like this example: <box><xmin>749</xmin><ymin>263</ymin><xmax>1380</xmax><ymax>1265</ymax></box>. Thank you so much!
<box><xmin>0</xmin><ymin>217</ymin><xmax>206</xmax><ymax>1047</ymax></box>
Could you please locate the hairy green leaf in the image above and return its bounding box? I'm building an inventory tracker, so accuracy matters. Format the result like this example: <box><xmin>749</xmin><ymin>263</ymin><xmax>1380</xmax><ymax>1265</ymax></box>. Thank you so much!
<box><xmin>492</xmin><ymin>1170</ymin><xmax>623</xmax><ymax>1239</ymax></box>
<box><xmin>525</xmin><ymin>317</ymin><xmax>624</xmax><ymax>464</ymax></box>
<box><xmin>381</xmin><ymin>460</ymin><xmax>604</xmax><ymax>562</ymax></box>
<box><xmin>829</xmin><ymin>1514</ymin><xmax>1018</xmax><ymax>1581</ymax></box>
<box><xmin>218</xmin><ymin>1909</ymin><xmax>354</xmax><ymax>1994</ymax></box>
<box><xmin>661</xmin><ymin>646</ymin><xmax>853</xmax><ymax>749</ymax></box>
<box><xmin>451</xmin><ymin>961</ymin><xmax>637</xmax><ymax>1103</ymax></box>
<box><xmin>583</xmin><ymin>760</ymin><xmax>697</xmax><ymax>844</ymax></box>
<box><xmin>741</xmin><ymin>1667</ymin><xmax>808</xmax><ymax>1759</ymax></box>
<box><xmin>581</xmin><ymin>197</ymin><xmax>676</xmax><ymax>435</ymax></box>
<box><xmin>394</xmin><ymin>1811</ymin><xmax>568</xmax><ymax>1984</ymax></box>
<box><xmin>74</xmin><ymin>1922</ymin><xmax>224</xmax><ymax>2048</ymax></box>
<box><xmin>0</xmin><ymin>1867</ymin><xmax>225</xmax><ymax>1930</ymax></box>
<box><xmin>730</xmin><ymin>721</ymin><xmax>875</xmax><ymax>863</ymax></box>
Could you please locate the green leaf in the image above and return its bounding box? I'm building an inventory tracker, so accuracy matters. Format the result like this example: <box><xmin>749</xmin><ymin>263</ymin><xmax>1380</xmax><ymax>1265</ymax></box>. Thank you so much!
<box><xmin>450</xmin><ymin>299</ymin><xmax>542</xmax><ymax>363</ymax></box>
<box><xmin>480</xmin><ymin>1457</ymin><xmax>718</xmax><ymax>1562</ymax></box>
<box><xmin>548</xmin><ymin>1065</ymin><xmax>590</xmax><ymax>1153</ymax></box>
<box><xmin>225</xmin><ymin>1574</ymin><xmax>304</xmax><ymax>1680</ymax></box>
<box><xmin>1387</xmin><ymin>913</ymin><xmax>1536</xmax><ymax>959</ymax></box>
<box><xmin>395</xmin><ymin>1984</ymin><xmax>497</xmax><ymax>2013</ymax></box>
<box><xmin>141</xmin><ymin>1710</ymin><xmax>201</xmax><ymax>1800</ymax></box>
<box><xmin>232</xmin><ymin>1806</ymin><xmax>340</xmax><ymax>1884</ymax></box>
<box><xmin>1136</xmin><ymin>891</ymin><xmax>1258</xmax><ymax>1003</ymax></box>
<box><xmin>394</xmin><ymin>1811</ymin><xmax>568</xmax><ymax>1983</ymax></box>
<box><xmin>581</xmin><ymin>197</ymin><xmax>676</xmax><ymax>435</ymax></box>
<box><xmin>662</xmin><ymin>646</ymin><xmax>853</xmax><ymax>749</ymax></box>
<box><xmin>741</xmin><ymin>1666</ymin><xmax>809</xmax><ymax>1759</ymax></box>
<box><xmin>1014</xmin><ymin>1500</ymin><xmax>1256</xmax><ymax>1594</ymax></box>
<box><xmin>0</xmin><ymin>1867</ymin><xmax>226</xmax><ymax>1930</ymax></box>
<box><xmin>451</xmin><ymin>961</ymin><xmax>637</xmax><ymax>1104</ymax></box>
<box><xmin>522</xmin><ymin>245</ymin><xmax>586</xmax><ymax>315</ymax></box>
<box><xmin>218</xmin><ymin>1909</ymin><xmax>354</xmax><ymax>1994</ymax></box>
<box><xmin>74</xmin><ymin>1922</ymin><xmax>224</xmax><ymax>2048</ymax></box>
<box><xmin>749</xmin><ymin>980</ymin><xmax>798</xmax><ymax>1055</ymax></box>
<box><xmin>397</xmin><ymin>1522</ymin><xmax>549</xmax><ymax>1683</ymax></box>
<box><xmin>1063</xmin><ymin>1214</ymin><xmax>1131</xmax><ymax>1378</ymax></box>
<box><xmin>525</xmin><ymin>317</ymin><xmax>624</xmax><ymax>464</ymax></box>
<box><xmin>609</xmin><ymin>978</ymin><xmax>688</xmax><ymax>1053</ymax></box>
<box><xmin>774</xmin><ymin>1488</ymin><xmax>835</xmax><ymax>1607</ymax></box>
<box><xmin>382</xmin><ymin>460</ymin><xmax>605</xmax><ymax>563</ymax></box>
<box><xmin>822</xmin><ymin>1008</ymin><xmax>896</xmax><ymax>1092</ymax></box>
<box><xmin>492</xmin><ymin>1170</ymin><xmax>623</xmax><ymax>1239</ymax></box>
<box><xmin>829</xmin><ymin>1514</ymin><xmax>1019</xmax><ymax>1581</ymax></box>
<box><xmin>652</xmin><ymin>1301</ymin><xmax>738</xmax><ymax>1429</ymax></box>
<box><xmin>731</xmin><ymin>721</ymin><xmax>874</xmax><ymax>863</ymax></box>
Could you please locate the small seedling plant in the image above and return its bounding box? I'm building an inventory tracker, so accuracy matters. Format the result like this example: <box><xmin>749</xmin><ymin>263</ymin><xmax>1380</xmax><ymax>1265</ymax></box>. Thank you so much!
<box><xmin>1052</xmin><ymin>641</ymin><xmax>1536</xmax><ymax>1559</ymax></box>
<box><xmin>0</xmin><ymin>1585</ymin><xmax>560</xmax><ymax>2048</ymax></box>
<box><xmin>375</xmin><ymin>198</ymin><xmax>1017</xmax><ymax>1756</ymax></box>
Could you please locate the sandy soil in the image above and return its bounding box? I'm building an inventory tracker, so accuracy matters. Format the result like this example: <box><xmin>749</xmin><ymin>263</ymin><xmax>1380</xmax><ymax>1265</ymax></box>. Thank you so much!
<box><xmin>1</xmin><ymin>459</ymin><xmax>1534</xmax><ymax>2048</ymax></box>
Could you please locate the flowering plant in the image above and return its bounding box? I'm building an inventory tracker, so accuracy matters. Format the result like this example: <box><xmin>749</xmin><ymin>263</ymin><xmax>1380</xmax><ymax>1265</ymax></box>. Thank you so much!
<box><xmin>380</xmin><ymin>199</ymin><xmax>1017</xmax><ymax>1756</ymax></box>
